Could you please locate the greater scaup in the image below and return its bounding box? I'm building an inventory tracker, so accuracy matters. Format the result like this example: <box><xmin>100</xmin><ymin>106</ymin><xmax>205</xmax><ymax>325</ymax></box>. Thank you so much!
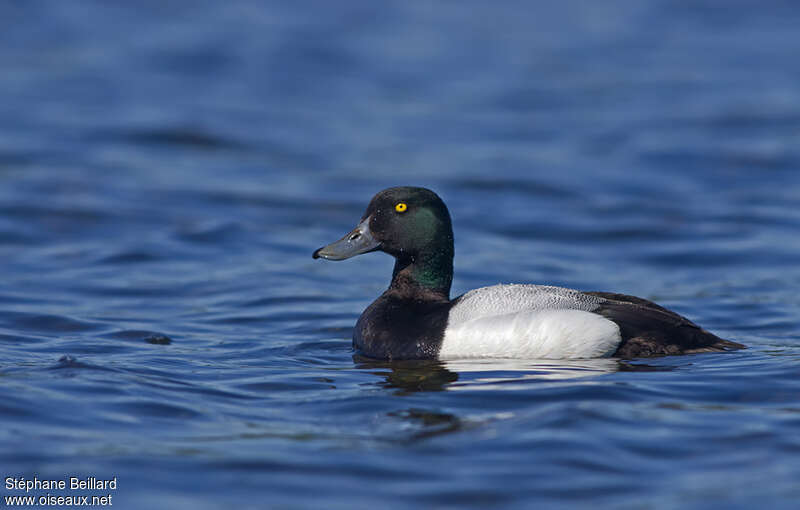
<box><xmin>313</xmin><ymin>186</ymin><xmax>744</xmax><ymax>360</ymax></box>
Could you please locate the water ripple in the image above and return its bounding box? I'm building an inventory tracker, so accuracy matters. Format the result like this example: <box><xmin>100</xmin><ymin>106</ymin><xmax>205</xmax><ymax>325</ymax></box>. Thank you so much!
<box><xmin>1</xmin><ymin>1</ymin><xmax>799</xmax><ymax>509</ymax></box>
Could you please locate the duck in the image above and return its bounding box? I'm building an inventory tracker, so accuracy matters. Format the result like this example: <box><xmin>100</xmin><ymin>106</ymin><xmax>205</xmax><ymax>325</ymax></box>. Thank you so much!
<box><xmin>313</xmin><ymin>186</ymin><xmax>744</xmax><ymax>360</ymax></box>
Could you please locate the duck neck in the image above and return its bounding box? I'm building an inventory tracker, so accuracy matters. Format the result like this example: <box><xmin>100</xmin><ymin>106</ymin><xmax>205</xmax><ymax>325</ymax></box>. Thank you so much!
<box><xmin>389</xmin><ymin>249</ymin><xmax>453</xmax><ymax>300</ymax></box>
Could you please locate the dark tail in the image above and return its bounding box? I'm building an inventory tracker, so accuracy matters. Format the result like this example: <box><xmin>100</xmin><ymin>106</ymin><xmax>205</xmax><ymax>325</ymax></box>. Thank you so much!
<box><xmin>585</xmin><ymin>292</ymin><xmax>745</xmax><ymax>358</ymax></box>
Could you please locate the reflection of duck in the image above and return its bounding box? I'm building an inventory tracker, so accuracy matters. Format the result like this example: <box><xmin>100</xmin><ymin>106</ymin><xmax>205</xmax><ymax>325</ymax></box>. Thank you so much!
<box><xmin>355</xmin><ymin>355</ymin><xmax>667</xmax><ymax>393</ymax></box>
<box><xmin>443</xmin><ymin>358</ymin><xmax>622</xmax><ymax>384</ymax></box>
<box><xmin>358</xmin><ymin>358</ymin><xmax>672</xmax><ymax>443</ymax></box>
<box><xmin>316</xmin><ymin>187</ymin><xmax>744</xmax><ymax>361</ymax></box>
<box><xmin>354</xmin><ymin>356</ymin><xmax>459</xmax><ymax>393</ymax></box>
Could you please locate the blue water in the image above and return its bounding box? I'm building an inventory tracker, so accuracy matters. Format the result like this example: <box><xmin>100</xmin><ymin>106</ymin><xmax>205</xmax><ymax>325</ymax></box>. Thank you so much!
<box><xmin>2</xmin><ymin>1</ymin><xmax>799</xmax><ymax>508</ymax></box>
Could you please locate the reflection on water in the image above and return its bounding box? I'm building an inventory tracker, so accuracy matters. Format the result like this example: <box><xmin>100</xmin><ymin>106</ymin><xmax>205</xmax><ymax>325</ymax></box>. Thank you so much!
<box><xmin>354</xmin><ymin>356</ymin><xmax>459</xmax><ymax>393</ymax></box>
<box><xmin>386</xmin><ymin>408</ymin><xmax>469</xmax><ymax>441</ymax></box>
<box><xmin>355</xmin><ymin>355</ymin><xmax>673</xmax><ymax>393</ymax></box>
<box><xmin>444</xmin><ymin>358</ymin><xmax>623</xmax><ymax>387</ymax></box>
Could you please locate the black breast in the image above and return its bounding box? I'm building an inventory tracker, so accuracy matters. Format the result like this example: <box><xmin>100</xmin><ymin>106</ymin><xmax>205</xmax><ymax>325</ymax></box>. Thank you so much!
<box><xmin>353</xmin><ymin>293</ymin><xmax>452</xmax><ymax>360</ymax></box>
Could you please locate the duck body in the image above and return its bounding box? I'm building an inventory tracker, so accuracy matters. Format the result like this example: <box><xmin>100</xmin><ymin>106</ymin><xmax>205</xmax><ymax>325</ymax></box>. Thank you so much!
<box><xmin>314</xmin><ymin>187</ymin><xmax>743</xmax><ymax>360</ymax></box>
<box><xmin>354</xmin><ymin>283</ymin><xmax>737</xmax><ymax>360</ymax></box>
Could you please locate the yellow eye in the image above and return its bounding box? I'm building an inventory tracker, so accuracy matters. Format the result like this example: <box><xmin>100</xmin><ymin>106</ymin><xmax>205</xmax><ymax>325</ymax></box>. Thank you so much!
<box><xmin>395</xmin><ymin>202</ymin><xmax>408</xmax><ymax>213</ymax></box>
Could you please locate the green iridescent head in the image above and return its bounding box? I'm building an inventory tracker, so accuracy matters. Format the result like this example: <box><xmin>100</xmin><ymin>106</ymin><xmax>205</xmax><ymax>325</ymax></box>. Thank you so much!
<box><xmin>313</xmin><ymin>187</ymin><xmax>454</xmax><ymax>294</ymax></box>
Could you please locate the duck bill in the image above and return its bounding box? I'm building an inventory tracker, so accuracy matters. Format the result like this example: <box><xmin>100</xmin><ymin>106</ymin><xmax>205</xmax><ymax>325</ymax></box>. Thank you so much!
<box><xmin>313</xmin><ymin>217</ymin><xmax>380</xmax><ymax>260</ymax></box>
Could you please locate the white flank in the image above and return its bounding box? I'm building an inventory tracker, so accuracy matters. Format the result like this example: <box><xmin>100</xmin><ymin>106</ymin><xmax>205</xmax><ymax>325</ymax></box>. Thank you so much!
<box><xmin>439</xmin><ymin>309</ymin><xmax>621</xmax><ymax>359</ymax></box>
<box><xmin>439</xmin><ymin>284</ymin><xmax>621</xmax><ymax>359</ymax></box>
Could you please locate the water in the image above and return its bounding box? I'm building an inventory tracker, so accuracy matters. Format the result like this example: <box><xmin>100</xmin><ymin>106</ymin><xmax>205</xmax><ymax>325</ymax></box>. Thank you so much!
<box><xmin>1</xmin><ymin>1</ymin><xmax>799</xmax><ymax>508</ymax></box>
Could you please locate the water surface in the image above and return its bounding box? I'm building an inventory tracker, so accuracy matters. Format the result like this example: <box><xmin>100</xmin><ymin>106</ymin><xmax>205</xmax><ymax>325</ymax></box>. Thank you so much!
<box><xmin>1</xmin><ymin>1</ymin><xmax>799</xmax><ymax>508</ymax></box>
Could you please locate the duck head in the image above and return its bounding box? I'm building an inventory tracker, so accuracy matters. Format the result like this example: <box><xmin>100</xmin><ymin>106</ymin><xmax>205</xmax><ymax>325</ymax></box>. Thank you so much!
<box><xmin>313</xmin><ymin>186</ymin><xmax>454</xmax><ymax>295</ymax></box>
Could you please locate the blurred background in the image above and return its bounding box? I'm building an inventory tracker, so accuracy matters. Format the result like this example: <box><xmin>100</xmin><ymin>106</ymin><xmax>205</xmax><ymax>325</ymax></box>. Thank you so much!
<box><xmin>1</xmin><ymin>1</ymin><xmax>798</xmax><ymax>509</ymax></box>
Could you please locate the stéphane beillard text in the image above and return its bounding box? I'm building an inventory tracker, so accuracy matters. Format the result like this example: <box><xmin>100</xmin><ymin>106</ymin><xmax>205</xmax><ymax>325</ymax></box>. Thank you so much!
<box><xmin>5</xmin><ymin>476</ymin><xmax>117</xmax><ymax>492</ymax></box>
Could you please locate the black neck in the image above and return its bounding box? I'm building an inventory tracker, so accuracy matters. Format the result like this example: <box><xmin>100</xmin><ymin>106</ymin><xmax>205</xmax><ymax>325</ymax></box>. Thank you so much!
<box><xmin>389</xmin><ymin>249</ymin><xmax>453</xmax><ymax>299</ymax></box>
